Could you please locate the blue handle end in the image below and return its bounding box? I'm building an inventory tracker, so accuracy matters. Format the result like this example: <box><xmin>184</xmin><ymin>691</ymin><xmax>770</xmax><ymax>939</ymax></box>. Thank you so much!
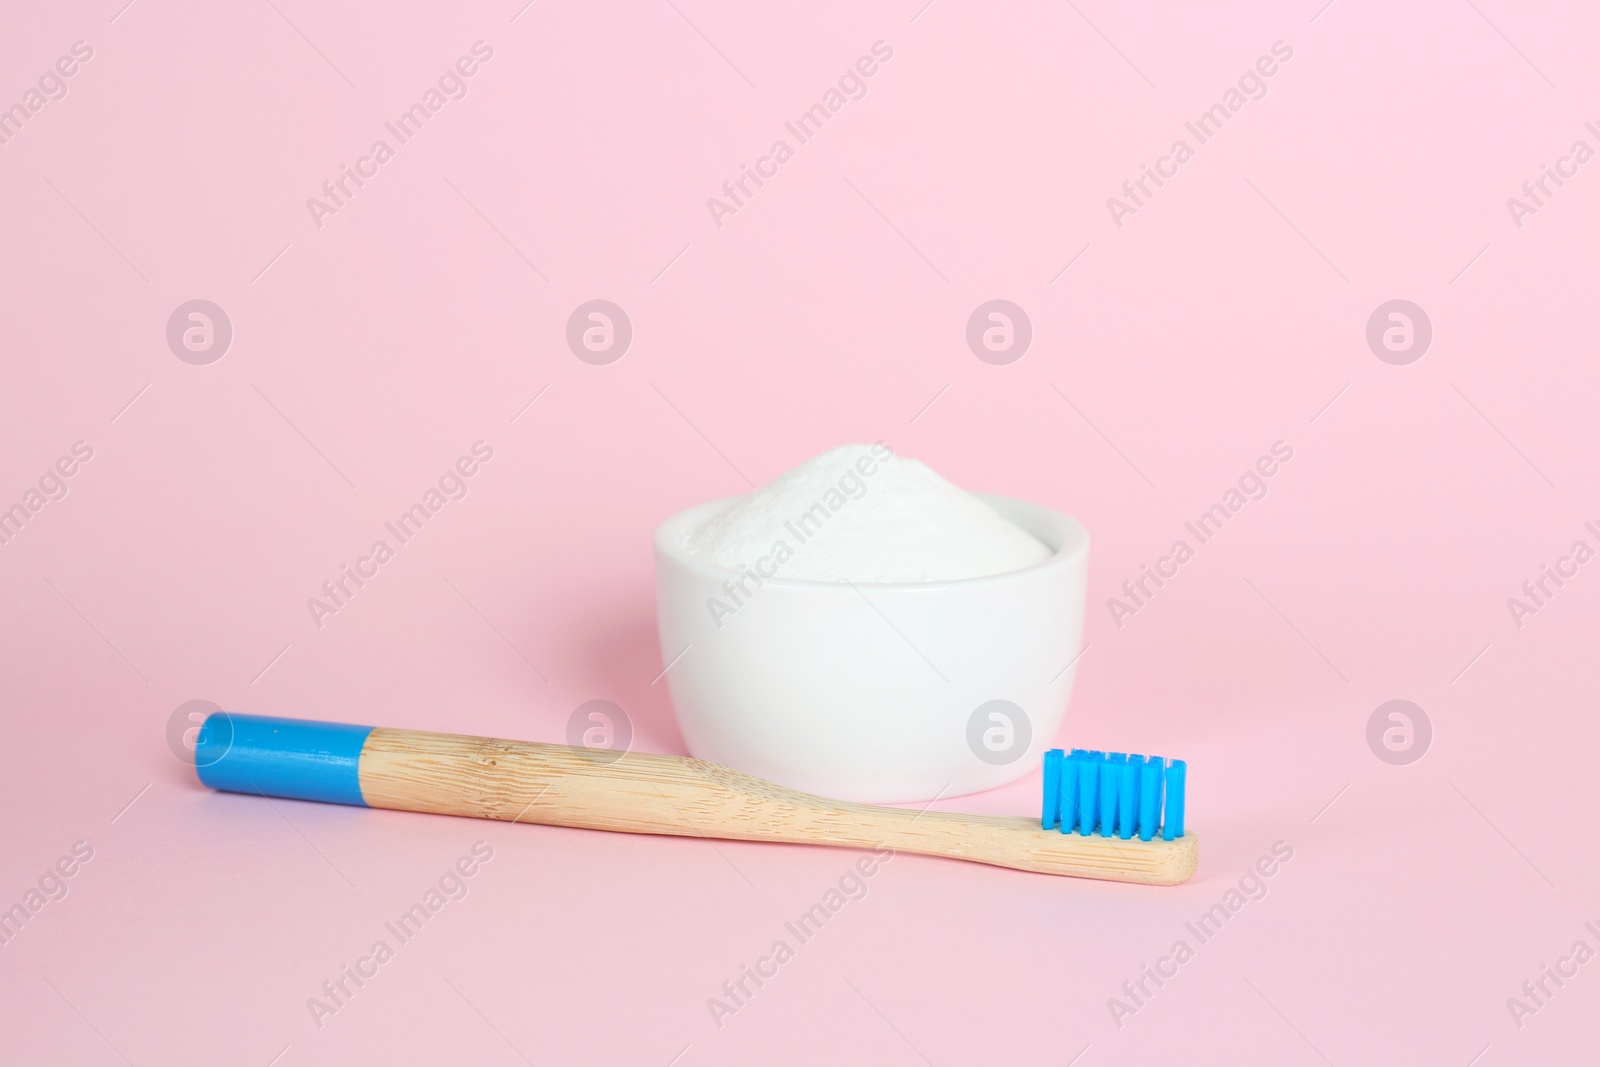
<box><xmin>195</xmin><ymin>713</ymin><xmax>374</xmax><ymax>807</ymax></box>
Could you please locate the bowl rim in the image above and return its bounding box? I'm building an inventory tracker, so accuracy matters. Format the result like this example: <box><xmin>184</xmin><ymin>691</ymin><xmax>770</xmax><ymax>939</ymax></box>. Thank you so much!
<box><xmin>654</xmin><ymin>491</ymin><xmax>1090</xmax><ymax>592</ymax></box>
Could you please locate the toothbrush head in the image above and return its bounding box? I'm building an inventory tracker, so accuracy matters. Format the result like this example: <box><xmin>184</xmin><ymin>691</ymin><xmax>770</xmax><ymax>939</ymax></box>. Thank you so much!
<box><xmin>1040</xmin><ymin>748</ymin><xmax>1186</xmax><ymax>841</ymax></box>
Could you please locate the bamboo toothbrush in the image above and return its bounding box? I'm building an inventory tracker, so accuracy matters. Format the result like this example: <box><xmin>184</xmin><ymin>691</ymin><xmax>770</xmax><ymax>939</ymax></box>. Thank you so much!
<box><xmin>192</xmin><ymin>713</ymin><xmax>1196</xmax><ymax>886</ymax></box>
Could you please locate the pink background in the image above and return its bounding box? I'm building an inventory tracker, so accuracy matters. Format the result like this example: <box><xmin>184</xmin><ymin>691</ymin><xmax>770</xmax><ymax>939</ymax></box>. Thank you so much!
<box><xmin>3</xmin><ymin>0</ymin><xmax>1598</xmax><ymax>1063</ymax></box>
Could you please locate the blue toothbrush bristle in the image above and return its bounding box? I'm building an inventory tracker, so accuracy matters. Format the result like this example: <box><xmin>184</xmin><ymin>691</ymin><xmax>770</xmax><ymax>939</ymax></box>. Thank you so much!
<box><xmin>1041</xmin><ymin>749</ymin><xmax>1062</xmax><ymax>829</ymax></box>
<box><xmin>1163</xmin><ymin>759</ymin><xmax>1186</xmax><ymax>841</ymax></box>
<box><xmin>1098</xmin><ymin>753</ymin><xmax>1124</xmax><ymax>837</ymax></box>
<box><xmin>1059</xmin><ymin>752</ymin><xmax>1079</xmax><ymax>832</ymax></box>
<box><xmin>1040</xmin><ymin>748</ymin><xmax>1187</xmax><ymax>841</ymax></box>
<box><xmin>1117</xmin><ymin>757</ymin><xmax>1138</xmax><ymax>839</ymax></box>
<box><xmin>1076</xmin><ymin>753</ymin><xmax>1099</xmax><ymax>837</ymax></box>
<box><xmin>1139</xmin><ymin>756</ymin><xmax>1163</xmax><ymax>841</ymax></box>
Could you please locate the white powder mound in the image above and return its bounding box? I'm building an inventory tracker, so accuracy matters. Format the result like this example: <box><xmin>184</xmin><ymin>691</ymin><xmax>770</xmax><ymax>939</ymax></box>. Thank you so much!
<box><xmin>684</xmin><ymin>443</ymin><xmax>1051</xmax><ymax>583</ymax></box>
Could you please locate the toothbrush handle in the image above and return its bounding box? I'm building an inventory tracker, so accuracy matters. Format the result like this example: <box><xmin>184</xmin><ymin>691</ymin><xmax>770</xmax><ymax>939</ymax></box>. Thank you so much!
<box><xmin>358</xmin><ymin>728</ymin><xmax>1196</xmax><ymax>885</ymax></box>
<box><xmin>193</xmin><ymin>715</ymin><xmax>1195</xmax><ymax>884</ymax></box>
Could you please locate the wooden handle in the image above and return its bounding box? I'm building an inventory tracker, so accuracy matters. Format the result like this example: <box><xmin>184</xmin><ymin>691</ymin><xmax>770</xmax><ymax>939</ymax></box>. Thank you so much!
<box><xmin>358</xmin><ymin>728</ymin><xmax>1197</xmax><ymax>885</ymax></box>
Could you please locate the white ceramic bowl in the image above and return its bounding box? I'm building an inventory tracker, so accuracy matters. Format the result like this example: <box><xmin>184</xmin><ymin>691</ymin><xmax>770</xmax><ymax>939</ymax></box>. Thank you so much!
<box><xmin>653</xmin><ymin>494</ymin><xmax>1089</xmax><ymax>803</ymax></box>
